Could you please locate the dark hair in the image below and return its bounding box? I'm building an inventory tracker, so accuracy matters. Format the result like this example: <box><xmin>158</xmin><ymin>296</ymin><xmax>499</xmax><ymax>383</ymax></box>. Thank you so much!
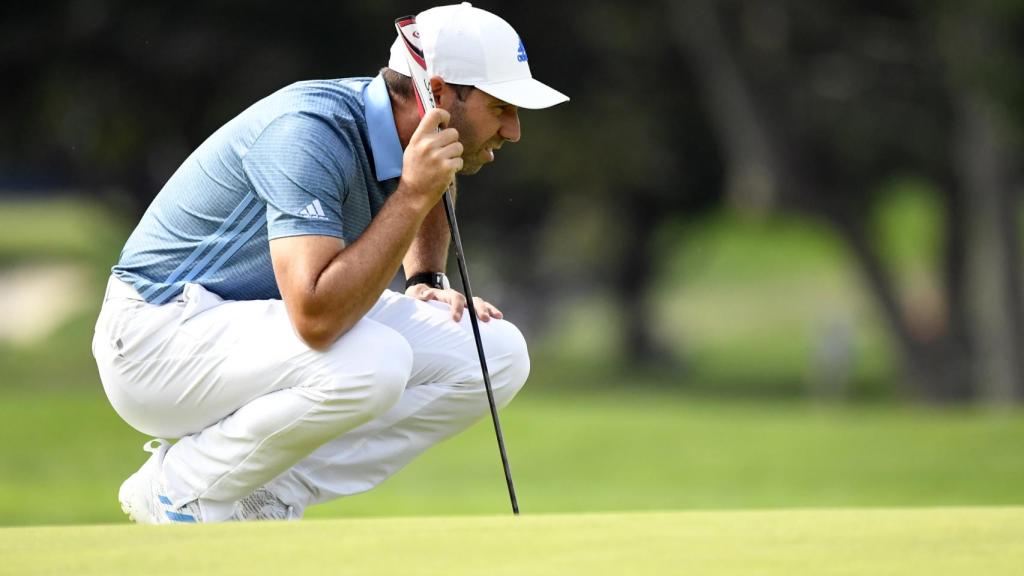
<box><xmin>380</xmin><ymin>67</ymin><xmax>474</xmax><ymax>103</ymax></box>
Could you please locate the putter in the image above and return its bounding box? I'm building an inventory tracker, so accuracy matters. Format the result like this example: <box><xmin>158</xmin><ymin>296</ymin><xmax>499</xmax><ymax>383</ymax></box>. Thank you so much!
<box><xmin>395</xmin><ymin>15</ymin><xmax>520</xmax><ymax>516</ymax></box>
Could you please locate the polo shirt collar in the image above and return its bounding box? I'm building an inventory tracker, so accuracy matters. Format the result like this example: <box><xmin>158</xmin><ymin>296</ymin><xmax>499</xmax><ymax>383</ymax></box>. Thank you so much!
<box><xmin>362</xmin><ymin>75</ymin><xmax>403</xmax><ymax>182</ymax></box>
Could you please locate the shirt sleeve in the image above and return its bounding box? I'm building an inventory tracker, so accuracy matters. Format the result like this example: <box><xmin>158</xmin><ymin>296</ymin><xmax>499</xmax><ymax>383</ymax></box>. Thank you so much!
<box><xmin>242</xmin><ymin>112</ymin><xmax>350</xmax><ymax>241</ymax></box>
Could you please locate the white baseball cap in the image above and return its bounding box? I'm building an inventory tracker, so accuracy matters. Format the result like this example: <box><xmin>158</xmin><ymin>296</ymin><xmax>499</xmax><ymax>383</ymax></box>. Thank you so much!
<box><xmin>388</xmin><ymin>3</ymin><xmax>569</xmax><ymax>110</ymax></box>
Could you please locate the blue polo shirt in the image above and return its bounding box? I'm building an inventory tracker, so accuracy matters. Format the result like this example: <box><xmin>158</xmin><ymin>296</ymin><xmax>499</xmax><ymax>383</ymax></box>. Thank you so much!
<box><xmin>112</xmin><ymin>75</ymin><xmax>404</xmax><ymax>304</ymax></box>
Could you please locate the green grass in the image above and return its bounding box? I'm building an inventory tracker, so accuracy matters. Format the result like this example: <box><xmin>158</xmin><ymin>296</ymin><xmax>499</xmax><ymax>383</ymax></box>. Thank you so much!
<box><xmin>4</xmin><ymin>194</ymin><xmax>1019</xmax><ymax>543</ymax></box>
<box><xmin>1</xmin><ymin>195</ymin><xmax>1020</xmax><ymax>574</ymax></box>
<box><xmin>544</xmin><ymin>200</ymin><xmax>943</xmax><ymax>397</ymax></box>
<box><xmin>2</xmin><ymin>385</ymin><xmax>1023</xmax><ymax>526</ymax></box>
<box><xmin>658</xmin><ymin>212</ymin><xmax>897</xmax><ymax>395</ymax></box>
<box><xmin>3</xmin><ymin>508</ymin><xmax>1022</xmax><ymax>575</ymax></box>
<box><xmin>0</xmin><ymin>197</ymin><xmax>127</xmax><ymax>388</ymax></box>
<box><xmin>0</xmin><ymin>196</ymin><xmax>130</xmax><ymax>266</ymax></box>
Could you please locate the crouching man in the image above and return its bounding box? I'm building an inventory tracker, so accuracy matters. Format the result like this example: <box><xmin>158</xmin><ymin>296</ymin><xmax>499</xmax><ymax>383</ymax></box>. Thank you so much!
<box><xmin>92</xmin><ymin>3</ymin><xmax>567</xmax><ymax>522</ymax></box>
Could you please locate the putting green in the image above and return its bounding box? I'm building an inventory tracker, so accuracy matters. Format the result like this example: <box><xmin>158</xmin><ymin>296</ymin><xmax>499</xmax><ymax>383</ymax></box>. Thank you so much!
<box><xmin>3</xmin><ymin>507</ymin><xmax>1021</xmax><ymax>575</ymax></box>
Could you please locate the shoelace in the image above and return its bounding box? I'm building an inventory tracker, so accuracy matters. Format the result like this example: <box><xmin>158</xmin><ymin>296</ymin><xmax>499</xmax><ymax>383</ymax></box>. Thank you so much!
<box><xmin>232</xmin><ymin>488</ymin><xmax>293</xmax><ymax>521</ymax></box>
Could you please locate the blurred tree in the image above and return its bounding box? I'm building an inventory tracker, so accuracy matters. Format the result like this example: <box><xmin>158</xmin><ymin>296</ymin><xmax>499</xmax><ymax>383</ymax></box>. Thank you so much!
<box><xmin>935</xmin><ymin>0</ymin><xmax>1024</xmax><ymax>404</ymax></box>
<box><xmin>5</xmin><ymin>0</ymin><xmax>1024</xmax><ymax>401</ymax></box>
<box><xmin>1</xmin><ymin>0</ymin><xmax>402</xmax><ymax>196</ymax></box>
<box><xmin>668</xmin><ymin>0</ymin><xmax>1024</xmax><ymax>402</ymax></box>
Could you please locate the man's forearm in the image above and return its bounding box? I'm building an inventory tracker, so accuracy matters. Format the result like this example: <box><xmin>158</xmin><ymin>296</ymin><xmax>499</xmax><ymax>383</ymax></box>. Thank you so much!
<box><xmin>403</xmin><ymin>183</ymin><xmax>455</xmax><ymax>278</ymax></box>
<box><xmin>276</xmin><ymin>186</ymin><xmax>434</xmax><ymax>349</ymax></box>
<box><xmin>317</xmin><ymin>188</ymin><xmax>431</xmax><ymax>326</ymax></box>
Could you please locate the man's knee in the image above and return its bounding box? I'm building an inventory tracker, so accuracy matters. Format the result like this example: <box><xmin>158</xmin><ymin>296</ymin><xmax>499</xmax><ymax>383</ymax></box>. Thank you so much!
<box><xmin>481</xmin><ymin>320</ymin><xmax>530</xmax><ymax>407</ymax></box>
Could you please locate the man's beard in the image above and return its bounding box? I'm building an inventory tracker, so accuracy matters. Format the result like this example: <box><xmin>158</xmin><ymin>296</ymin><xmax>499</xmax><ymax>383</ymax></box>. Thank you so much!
<box><xmin>448</xmin><ymin>104</ymin><xmax>487</xmax><ymax>175</ymax></box>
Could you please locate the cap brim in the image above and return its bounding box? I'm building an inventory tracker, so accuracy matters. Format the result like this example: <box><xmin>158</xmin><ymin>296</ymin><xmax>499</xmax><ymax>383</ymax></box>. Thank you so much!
<box><xmin>476</xmin><ymin>77</ymin><xmax>569</xmax><ymax>110</ymax></box>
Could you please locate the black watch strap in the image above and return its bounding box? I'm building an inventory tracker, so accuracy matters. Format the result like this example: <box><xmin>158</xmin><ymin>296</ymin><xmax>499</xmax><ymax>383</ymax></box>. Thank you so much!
<box><xmin>406</xmin><ymin>272</ymin><xmax>448</xmax><ymax>290</ymax></box>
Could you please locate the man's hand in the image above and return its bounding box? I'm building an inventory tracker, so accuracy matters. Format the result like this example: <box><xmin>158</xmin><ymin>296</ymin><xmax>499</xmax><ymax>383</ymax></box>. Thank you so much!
<box><xmin>397</xmin><ymin>108</ymin><xmax>463</xmax><ymax>212</ymax></box>
<box><xmin>405</xmin><ymin>284</ymin><xmax>504</xmax><ymax>323</ymax></box>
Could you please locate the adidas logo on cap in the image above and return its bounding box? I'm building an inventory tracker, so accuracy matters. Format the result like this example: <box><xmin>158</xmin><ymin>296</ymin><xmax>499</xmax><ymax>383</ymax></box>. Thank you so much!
<box><xmin>516</xmin><ymin>38</ymin><xmax>528</xmax><ymax>63</ymax></box>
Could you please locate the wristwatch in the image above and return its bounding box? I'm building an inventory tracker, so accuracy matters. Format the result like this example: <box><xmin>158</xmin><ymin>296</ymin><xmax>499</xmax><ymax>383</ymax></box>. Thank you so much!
<box><xmin>405</xmin><ymin>272</ymin><xmax>450</xmax><ymax>290</ymax></box>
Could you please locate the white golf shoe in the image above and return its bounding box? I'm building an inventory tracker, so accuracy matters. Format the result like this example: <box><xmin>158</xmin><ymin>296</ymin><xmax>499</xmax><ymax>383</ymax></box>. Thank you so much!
<box><xmin>120</xmin><ymin>439</ymin><xmax>299</xmax><ymax>523</ymax></box>
<box><xmin>118</xmin><ymin>439</ymin><xmax>203</xmax><ymax>524</ymax></box>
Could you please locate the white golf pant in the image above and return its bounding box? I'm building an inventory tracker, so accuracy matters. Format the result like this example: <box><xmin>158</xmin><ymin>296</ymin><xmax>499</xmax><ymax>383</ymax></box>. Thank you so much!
<box><xmin>92</xmin><ymin>276</ymin><xmax>529</xmax><ymax>521</ymax></box>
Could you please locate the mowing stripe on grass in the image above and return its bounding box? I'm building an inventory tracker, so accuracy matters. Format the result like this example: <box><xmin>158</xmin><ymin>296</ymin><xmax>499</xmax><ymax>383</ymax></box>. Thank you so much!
<box><xmin>2</xmin><ymin>507</ymin><xmax>1021</xmax><ymax>575</ymax></box>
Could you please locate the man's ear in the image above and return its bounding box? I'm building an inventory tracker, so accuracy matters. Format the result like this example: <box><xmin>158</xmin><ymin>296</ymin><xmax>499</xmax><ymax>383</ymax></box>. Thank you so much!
<box><xmin>429</xmin><ymin>76</ymin><xmax>449</xmax><ymax>109</ymax></box>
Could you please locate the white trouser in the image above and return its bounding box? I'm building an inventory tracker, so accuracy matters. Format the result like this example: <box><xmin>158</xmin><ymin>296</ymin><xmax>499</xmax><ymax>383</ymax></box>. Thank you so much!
<box><xmin>92</xmin><ymin>277</ymin><xmax>529</xmax><ymax>521</ymax></box>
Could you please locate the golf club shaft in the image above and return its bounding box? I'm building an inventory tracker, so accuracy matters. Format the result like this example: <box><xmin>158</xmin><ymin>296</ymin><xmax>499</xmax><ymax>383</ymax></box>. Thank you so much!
<box><xmin>440</xmin><ymin>186</ymin><xmax>519</xmax><ymax>515</ymax></box>
<box><xmin>394</xmin><ymin>15</ymin><xmax>520</xmax><ymax>516</ymax></box>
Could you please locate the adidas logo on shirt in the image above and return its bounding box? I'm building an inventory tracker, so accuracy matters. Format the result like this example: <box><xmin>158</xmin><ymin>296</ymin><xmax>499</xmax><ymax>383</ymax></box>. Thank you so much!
<box><xmin>298</xmin><ymin>199</ymin><xmax>329</xmax><ymax>221</ymax></box>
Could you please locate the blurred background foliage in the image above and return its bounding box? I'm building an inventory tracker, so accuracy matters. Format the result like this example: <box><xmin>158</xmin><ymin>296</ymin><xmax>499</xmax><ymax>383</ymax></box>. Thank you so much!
<box><xmin>3</xmin><ymin>0</ymin><xmax>1024</xmax><ymax>525</ymax></box>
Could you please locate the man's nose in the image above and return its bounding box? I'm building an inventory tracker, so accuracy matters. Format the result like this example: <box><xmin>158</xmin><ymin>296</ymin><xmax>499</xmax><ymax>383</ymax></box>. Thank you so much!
<box><xmin>500</xmin><ymin>109</ymin><xmax>521</xmax><ymax>143</ymax></box>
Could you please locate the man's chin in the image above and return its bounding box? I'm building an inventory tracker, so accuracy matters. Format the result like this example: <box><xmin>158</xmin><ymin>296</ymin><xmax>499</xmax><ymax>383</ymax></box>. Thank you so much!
<box><xmin>458</xmin><ymin>162</ymin><xmax>484</xmax><ymax>176</ymax></box>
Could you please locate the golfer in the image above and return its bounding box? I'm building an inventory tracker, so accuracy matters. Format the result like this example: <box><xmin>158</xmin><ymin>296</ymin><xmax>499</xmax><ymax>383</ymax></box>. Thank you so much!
<box><xmin>92</xmin><ymin>3</ymin><xmax>568</xmax><ymax>523</ymax></box>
